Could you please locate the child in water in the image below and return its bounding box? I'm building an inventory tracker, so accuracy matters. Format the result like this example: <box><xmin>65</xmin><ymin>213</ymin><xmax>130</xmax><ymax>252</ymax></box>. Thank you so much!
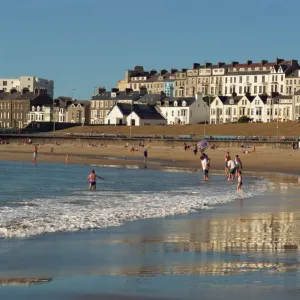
<box><xmin>237</xmin><ymin>171</ymin><xmax>243</xmax><ymax>191</ymax></box>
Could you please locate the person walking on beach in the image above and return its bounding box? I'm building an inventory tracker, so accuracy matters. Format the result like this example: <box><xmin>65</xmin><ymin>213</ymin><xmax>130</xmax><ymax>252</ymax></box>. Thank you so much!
<box><xmin>33</xmin><ymin>146</ymin><xmax>38</xmax><ymax>164</ymax></box>
<box><xmin>66</xmin><ymin>154</ymin><xmax>69</xmax><ymax>164</ymax></box>
<box><xmin>237</xmin><ymin>171</ymin><xmax>243</xmax><ymax>191</ymax></box>
<box><xmin>87</xmin><ymin>169</ymin><xmax>104</xmax><ymax>190</ymax></box>
<box><xmin>200</xmin><ymin>155</ymin><xmax>209</xmax><ymax>181</ymax></box>
<box><xmin>235</xmin><ymin>155</ymin><xmax>243</xmax><ymax>173</ymax></box>
<box><xmin>144</xmin><ymin>149</ymin><xmax>148</xmax><ymax>163</ymax></box>
<box><xmin>227</xmin><ymin>158</ymin><xmax>236</xmax><ymax>181</ymax></box>
<box><xmin>193</xmin><ymin>144</ymin><xmax>198</xmax><ymax>156</ymax></box>
<box><xmin>224</xmin><ymin>152</ymin><xmax>230</xmax><ymax>177</ymax></box>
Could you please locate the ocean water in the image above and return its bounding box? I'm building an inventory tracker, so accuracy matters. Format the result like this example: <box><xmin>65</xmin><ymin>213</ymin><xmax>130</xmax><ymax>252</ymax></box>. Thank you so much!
<box><xmin>0</xmin><ymin>161</ymin><xmax>267</xmax><ymax>239</ymax></box>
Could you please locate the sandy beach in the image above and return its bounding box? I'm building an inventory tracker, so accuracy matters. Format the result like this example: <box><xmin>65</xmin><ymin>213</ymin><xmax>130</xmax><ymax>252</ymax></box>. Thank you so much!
<box><xmin>0</xmin><ymin>141</ymin><xmax>300</xmax><ymax>174</ymax></box>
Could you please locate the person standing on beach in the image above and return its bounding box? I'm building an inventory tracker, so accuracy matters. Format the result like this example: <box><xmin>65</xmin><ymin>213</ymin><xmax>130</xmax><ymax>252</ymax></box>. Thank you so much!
<box><xmin>87</xmin><ymin>169</ymin><xmax>104</xmax><ymax>190</ymax></box>
<box><xmin>200</xmin><ymin>155</ymin><xmax>209</xmax><ymax>181</ymax></box>
<box><xmin>237</xmin><ymin>171</ymin><xmax>243</xmax><ymax>191</ymax></box>
<box><xmin>33</xmin><ymin>146</ymin><xmax>38</xmax><ymax>164</ymax></box>
<box><xmin>227</xmin><ymin>158</ymin><xmax>236</xmax><ymax>181</ymax></box>
<box><xmin>144</xmin><ymin>149</ymin><xmax>148</xmax><ymax>163</ymax></box>
<box><xmin>235</xmin><ymin>155</ymin><xmax>243</xmax><ymax>173</ymax></box>
<box><xmin>193</xmin><ymin>144</ymin><xmax>198</xmax><ymax>156</ymax></box>
<box><xmin>224</xmin><ymin>152</ymin><xmax>230</xmax><ymax>177</ymax></box>
<box><xmin>66</xmin><ymin>154</ymin><xmax>69</xmax><ymax>164</ymax></box>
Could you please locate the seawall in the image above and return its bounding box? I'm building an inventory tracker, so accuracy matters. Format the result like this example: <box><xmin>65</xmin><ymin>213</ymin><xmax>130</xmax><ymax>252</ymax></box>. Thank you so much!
<box><xmin>0</xmin><ymin>134</ymin><xmax>295</xmax><ymax>149</ymax></box>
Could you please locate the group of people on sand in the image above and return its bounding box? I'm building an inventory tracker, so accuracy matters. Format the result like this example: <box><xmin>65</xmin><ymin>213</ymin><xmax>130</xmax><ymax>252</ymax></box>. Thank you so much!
<box><xmin>224</xmin><ymin>151</ymin><xmax>243</xmax><ymax>191</ymax></box>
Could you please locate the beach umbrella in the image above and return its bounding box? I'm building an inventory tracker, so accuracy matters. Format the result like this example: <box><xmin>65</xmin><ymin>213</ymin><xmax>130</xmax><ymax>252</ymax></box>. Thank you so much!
<box><xmin>197</xmin><ymin>140</ymin><xmax>208</xmax><ymax>151</ymax></box>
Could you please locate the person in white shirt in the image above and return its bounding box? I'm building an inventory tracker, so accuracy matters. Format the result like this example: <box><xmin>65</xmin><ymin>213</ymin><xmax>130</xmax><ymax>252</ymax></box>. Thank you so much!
<box><xmin>200</xmin><ymin>155</ymin><xmax>209</xmax><ymax>181</ymax></box>
<box><xmin>227</xmin><ymin>159</ymin><xmax>236</xmax><ymax>180</ymax></box>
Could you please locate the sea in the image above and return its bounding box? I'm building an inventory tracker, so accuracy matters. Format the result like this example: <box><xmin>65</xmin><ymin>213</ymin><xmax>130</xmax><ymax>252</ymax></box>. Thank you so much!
<box><xmin>2</xmin><ymin>161</ymin><xmax>300</xmax><ymax>300</ymax></box>
<box><xmin>0</xmin><ymin>161</ymin><xmax>267</xmax><ymax>239</ymax></box>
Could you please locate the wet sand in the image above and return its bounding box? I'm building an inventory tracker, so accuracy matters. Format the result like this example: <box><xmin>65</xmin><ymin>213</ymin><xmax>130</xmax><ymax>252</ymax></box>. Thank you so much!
<box><xmin>0</xmin><ymin>142</ymin><xmax>300</xmax><ymax>174</ymax></box>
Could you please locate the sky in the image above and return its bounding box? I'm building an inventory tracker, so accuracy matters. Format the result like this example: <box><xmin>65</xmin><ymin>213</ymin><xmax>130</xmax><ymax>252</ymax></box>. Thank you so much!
<box><xmin>1</xmin><ymin>0</ymin><xmax>299</xmax><ymax>99</ymax></box>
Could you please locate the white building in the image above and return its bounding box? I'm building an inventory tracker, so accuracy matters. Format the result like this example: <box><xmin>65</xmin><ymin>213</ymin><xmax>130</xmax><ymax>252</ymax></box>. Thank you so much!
<box><xmin>222</xmin><ymin>59</ymin><xmax>299</xmax><ymax>97</ymax></box>
<box><xmin>210</xmin><ymin>94</ymin><xmax>293</xmax><ymax>124</ymax></box>
<box><xmin>0</xmin><ymin>76</ymin><xmax>54</xmax><ymax>97</ymax></box>
<box><xmin>156</xmin><ymin>93</ymin><xmax>208</xmax><ymax>125</ymax></box>
<box><xmin>28</xmin><ymin>105</ymin><xmax>52</xmax><ymax>123</ymax></box>
<box><xmin>105</xmin><ymin>102</ymin><xmax>166</xmax><ymax>126</ymax></box>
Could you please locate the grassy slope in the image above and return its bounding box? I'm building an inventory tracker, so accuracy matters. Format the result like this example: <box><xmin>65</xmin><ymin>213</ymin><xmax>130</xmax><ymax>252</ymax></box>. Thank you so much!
<box><xmin>58</xmin><ymin>123</ymin><xmax>300</xmax><ymax>137</ymax></box>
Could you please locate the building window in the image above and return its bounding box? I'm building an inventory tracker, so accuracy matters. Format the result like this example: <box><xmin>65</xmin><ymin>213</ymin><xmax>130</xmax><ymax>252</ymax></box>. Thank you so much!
<box><xmin>280</xmin><ymin>85</ymin><xmax>283</xmax><ymax>93</ymax></box>
<box><xmin>172</xmin><ymin>110</ymin><xmax>174</xmax><ymax>117</ymax></box>
<box><xmin>239</xmin><ymin>86</ymin><xmax>242</xmax><ymax>94</ymax></box>
<box><xmin>3</xmin><ymin>81</ymin><xmax>7</xmax><ymax>86</ymax></box>
<box><xmin>254</xmin><ymin>76</ymin><xmax>257</xmax><ymax>83</ymax></box>
<box><xmin>254</xmin><ymin>86</ymin><xmax>257</xmax><ymax>94</ymax></box>
<box><xmin>262</xmin><ymin>75</ymin><xmax>265</xmax><ymax>82</ymax></box>
<box><xmin>239</xmin><ymin>76</ymin><xmax>242</xmax><ymax>83</ymax></box>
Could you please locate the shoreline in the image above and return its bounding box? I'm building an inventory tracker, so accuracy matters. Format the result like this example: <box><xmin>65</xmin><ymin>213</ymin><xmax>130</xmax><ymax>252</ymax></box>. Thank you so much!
<box><xmin>0</xmin><ymin>143</ymin><xmax>300</xmax><ymax>181</ymax></box>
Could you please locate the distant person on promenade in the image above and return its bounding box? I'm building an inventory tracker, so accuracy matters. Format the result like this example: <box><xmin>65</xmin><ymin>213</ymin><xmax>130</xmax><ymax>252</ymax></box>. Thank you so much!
<box><xmin>200</xmin><ymin>155</ymin><xmax>209</xmax><ymax>181</ymax></box>
<box><xmin>33</xmin><ymin>146</ymin><xmax>38</xmax><ymax>164</ymax></box>
<box><xmin>224</xmin><ymin>152</ymin><xmax>230</xmax><ymax>177</ymax></box>
<box><xmin>144</xmin><ymin>149</ymin><xmax>148</xmax><ymax>163</ymax></box>
<box><xmin>87</xmin><ymin>169</ymin><xmax>104</xmax><ymax>190</ymax></box>
<box><xmin>237</xmin><ymin>171</ymin><xmax>243</xmax><ymax>191</ymax></box>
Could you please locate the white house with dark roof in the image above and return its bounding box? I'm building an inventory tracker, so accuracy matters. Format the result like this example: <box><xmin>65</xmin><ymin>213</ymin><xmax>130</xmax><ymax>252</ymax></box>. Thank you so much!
<box><xmin>90</xmin><ymin>88</ymin><xmax>140</xmax><ymax>124</ymax></box>
<box><xmin>105</xmin><ymin>103</ymin><xmax>166</xmax><ymax>126</ymax></box>
<box><xmin>210</xmin><ymin>95</ymin><xmax>240</xmax><ymax>124</ymax></box>
<box><xmin>156</xmin><ymin>93</ymin><xmax>208</xmax><ymax>125</ymax></box>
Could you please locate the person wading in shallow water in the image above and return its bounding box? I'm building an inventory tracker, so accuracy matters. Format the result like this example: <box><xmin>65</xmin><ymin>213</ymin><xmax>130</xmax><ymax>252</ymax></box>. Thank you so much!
<box><xmin>33</xmin><ymin>146</ymin><xmax>38</xmax><ymax>164</ymax></box>
<box><xmin>87</xmin><ymin>169</ymin><xmax>104</xmax><ymax>190</ymax></box>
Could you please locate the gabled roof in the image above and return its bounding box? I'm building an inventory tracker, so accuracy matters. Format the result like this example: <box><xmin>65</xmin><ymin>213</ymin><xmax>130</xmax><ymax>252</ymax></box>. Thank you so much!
<box><xmin>286</xmin><ymin>69</ymin><xmax>300</xmax><ymax>78</ymax></box>
<box><xmin>294</xmin><ymin>89</ymin><xmax>300</xmax><ymax>95</ymax></box>
<box><xmin>132</xmin><ymin>105</ymin><xmax>166</xmax><ymax>120</ymax></box>
<box><xmin>138</xmin><ymin>93</ymin><xmax>164</xmax><ymax>104</ymax></box>
<box><xmin>108</xmin><ymin>103</ymin><xmax>166</xmax><ymax>120</ymax></box>
<box><xmin>159</xmin><ymin>97</ymin><xmax>196</xmax><ymax>107</ymax></box>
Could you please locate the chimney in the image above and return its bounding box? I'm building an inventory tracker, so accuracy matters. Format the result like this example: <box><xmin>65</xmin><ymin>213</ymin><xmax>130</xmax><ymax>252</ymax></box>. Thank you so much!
<box><xmin>139</xmin><ymin>86</ymin><xmax>147</xmax><ymax>96</ymax></box>
<box><xmin>150</xmin><ymin>69</ymin><xmax>157</xmax><ymax>76</ymax></box>
<box><xmin>111</xmin><ymin>88</ymin><xmax>119</xmax><ymax>93</ymax></box>
<box><xmin>245</xmin><ymin>92</ymin><xmax>251</xmax><ymax>97</ymax></box>
<box><xmin>181</xmin><ymin>68</ymin><xmax>187</xmax><ymax>72</ymax></box>
<box><xmin>133</xmin><ymin>65</ymin><xmax>144</xmax><ymax>72</ymax></box>
<box><xmin>231</xmin><ymin>92</ymin><xmax>237</xmax><ymax>97</ymax></box>
<box><xmin>171</xmin><ymin>68</ymin><xmax>178</xmax><ymax>74</ymax></box>
<box><xmin>218</xmin><ymin>62</ymin><xmax>224</xmax><ymax>67</ymax></box>
<box><xmin>291</xmin><ymin>59</ymin><xmax>298</xmax><ymax>67</ymax></box>
<box><xmin>231</xmin><ymin>61</ymin><xmax>239</xmax><ymax>67</ymax></box>
<box><xmin>193</xmin><ymin>63</ymin><xmax>200</xmax><ymax>69</ymax></box>
<box><xmin>276</xmin><ymin>58</ymin><xmax>284</xmax><ymax>65</ymax></box>
<box><xmin>22</xmin><ymin>87</ymin><xmax>29</xmax><ymax>95</ymax></box>
<box><xmin>98</xmin><ymin>87</ymin><xmax>106</xmax><ymax>94</ymax></box>
<box><xmin>261</xmin><ymin>60</ymin><xmax>268</xmax><ymax>66</ymax></box>
<box><xmin>247</xmin><ymin>60</ymin><xmax>252</xmax><ymax>65</ymax></box>
<box><xmin>205</xmin><ymin>62</ymin><xmax>211</xmax><ymax>68</ymax></box>
<box><xmin>125</xmin><ymin>88</ymin><xmax>133</xmax><ymax>95</ymax></box>
<box><xmin>160</xmin><ymin>69</ymin><xmax>167</xmax><ymax>76</ymax></box>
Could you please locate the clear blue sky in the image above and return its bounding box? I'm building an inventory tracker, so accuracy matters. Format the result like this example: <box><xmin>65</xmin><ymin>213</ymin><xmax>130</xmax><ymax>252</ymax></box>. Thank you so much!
<box><xmin>1</xmin><ymin>0</ymin><xmax>299</xmax><ymax>99</ymax></box>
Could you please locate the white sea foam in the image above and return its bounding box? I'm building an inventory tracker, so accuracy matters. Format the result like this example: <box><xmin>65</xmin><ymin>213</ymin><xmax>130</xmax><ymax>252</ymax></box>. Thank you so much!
<box><xmin>0</xmin><ymin>178</ymin><xmax>268</xmax><ymax>239</ymax></box>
